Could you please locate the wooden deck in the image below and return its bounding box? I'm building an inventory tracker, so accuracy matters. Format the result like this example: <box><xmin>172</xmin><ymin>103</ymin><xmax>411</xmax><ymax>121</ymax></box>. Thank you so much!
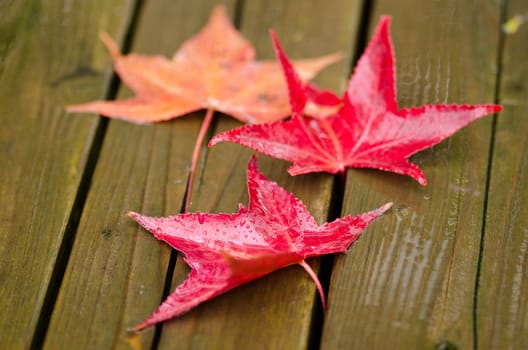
<box><xmin>1</xmin><ymin>0</ymin><xmax>527</xmax><ymax>349</ymax></box>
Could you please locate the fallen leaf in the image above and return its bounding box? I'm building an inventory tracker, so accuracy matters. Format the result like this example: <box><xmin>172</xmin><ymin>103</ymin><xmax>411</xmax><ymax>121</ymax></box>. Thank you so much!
<box><xmin>210</xmin><ymin>17</ymin><xmax>502</xmax><ymax>185</ymax></box>
<box><xmin>66</xmin><ymin>5</ymin><xmax>341</xmax><ymax>124</ymax></box>
<box><xmin>128</xmin><ymin>155</ymin><xmax>391</xmax><ymax>331</ymax></box>
<box><xmin>68</xmin><ymin>5</ymin><xmax>340</xmax><ymax>212</ymax></box>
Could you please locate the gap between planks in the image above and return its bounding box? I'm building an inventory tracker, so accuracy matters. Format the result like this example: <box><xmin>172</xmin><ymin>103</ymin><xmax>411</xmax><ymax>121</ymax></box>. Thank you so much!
<box><xmin>29</xmin><ymin>0</ymin><xmax>147</xmax><ymax>348</ymax></box>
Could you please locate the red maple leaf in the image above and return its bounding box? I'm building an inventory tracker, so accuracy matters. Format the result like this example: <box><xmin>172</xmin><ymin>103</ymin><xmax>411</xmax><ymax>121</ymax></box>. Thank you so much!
<box><xmin>66</xmin><ymin>5</ymin><xmax>340</xmax><ymax>125</ymax></box>
<box><xmin>128</xmin><ymin>155</ymin><xmax>391</xmax><ymax>331</ymax></box>
<box><xmin>210</xmin><ymin>17</ymin><xmax>502</xmax><ymax>185</ymax></box>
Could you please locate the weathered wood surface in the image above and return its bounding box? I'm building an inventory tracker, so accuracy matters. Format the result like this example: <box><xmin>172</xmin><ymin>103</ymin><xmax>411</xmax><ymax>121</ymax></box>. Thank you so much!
<box><xmin>0</xmin><ymin>1</ymin><xmax>136</xmax><ymax>348</ymax></box>
<box><xmin>476</xmin><ymin>0</ymin><xmax>528</xmax><ymax>348</ymax></box>
<box><xmin>1</xmin><ymin>0</ymin><xmax>527</xmax><ymax>349</ymax></box>
<box><xmin>321</xmin><ymin>0</ymin><xmax>502</xmax><ymax>349</ymax></box>
<box><xmin>43</xmin><ymin>1</ymin><xmax>236</xmax><ymax>349</ymax></box>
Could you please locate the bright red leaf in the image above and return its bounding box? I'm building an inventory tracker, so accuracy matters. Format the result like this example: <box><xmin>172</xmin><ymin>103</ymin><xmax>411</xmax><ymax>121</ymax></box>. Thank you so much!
<box><xmin>210</xmin><ymin>17</ymin><xmax>502</xmax><ymax>185</ymax></box>
<box><xmin>128</xmin><ymin>155</ymin><xmax>391</xmax><ymax>331</ymax></box>
<box><xmin>66</xmin><ymin>5</ymin><xmax>341</xmax><ymax>124</ymax></box>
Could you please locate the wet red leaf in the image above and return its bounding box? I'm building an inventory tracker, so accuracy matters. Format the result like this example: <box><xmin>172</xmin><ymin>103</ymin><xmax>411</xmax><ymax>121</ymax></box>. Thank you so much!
<box><xmin>67</xmin><ymin>5</ymin><xmax>340</xmax><ymax>124</ymax></box>
<box><xmin>128</xmin><ymin>155</ymin><xmax>391</xmax><ymax>330</ymax></box>
<box><xmin>210</xmin><ymin>17</ymin><xmax>502</xmax><ymax>185</ymax></box>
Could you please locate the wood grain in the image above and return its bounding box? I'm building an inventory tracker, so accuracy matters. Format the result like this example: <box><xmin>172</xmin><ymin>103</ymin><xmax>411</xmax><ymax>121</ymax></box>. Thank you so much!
<box><xmin>321</xmin><ymin>1</ymin><xmax>501</xmax><ymax>349</ymax></box>
<box><xmin>6</xmin><ymin>0</ymin><xmax>526</xmax><ymax>349</ymax></box>
<box><xmin>42</xmin><ymin>1</ymin><xmax>235</xmax><ymax>349</ymax></box>
<box><xmin>476</xmin><ymin>0</ymin><xmax>528</xmax><ymax>347</ymax></box>
<box><xmin>0</xmin><ymin>0</ymin><xmax>136</xmax><ymax>348</ymax></box>
<box><xmin>156</xmin><ymin>1</ymin><xmax>363</xmax><ymax>349</ymax></box>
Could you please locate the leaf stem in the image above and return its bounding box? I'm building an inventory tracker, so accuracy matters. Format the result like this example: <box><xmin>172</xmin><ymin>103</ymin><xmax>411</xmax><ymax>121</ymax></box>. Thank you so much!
<box><xmin>298</xmin><ymin>260</ymin><xmax>326</xmax><ymax>312</ymax></box>
<box><xmin>184</xmin><ymin>108</ymin><xmax>215</xmax><ymax>212</ymax></box>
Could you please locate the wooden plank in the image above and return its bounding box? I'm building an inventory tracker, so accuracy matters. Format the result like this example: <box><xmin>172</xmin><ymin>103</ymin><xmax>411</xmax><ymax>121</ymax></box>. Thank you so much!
<box><xmin>0</xmin><ymin>0</ymin><xmax>136</xmax><ymax>348</ymax></box>
<box><xmin>476</xmin><ymin>1</ymin><xmax>528</xmax><ymax>347</ymax></box>
<box><xmin>156</xmin><ymin>1</ymin><xmax>363</xmax><ymax>349</ymax></box>
<box><xmin>321</xmin><ymin>1</ymin><xmax>501</xmax><ymax>349</ymax></box>
<box><xmin>41</xmin><ymin>1</ymin><xmax>238</xmax><ymax>349</ymax></box>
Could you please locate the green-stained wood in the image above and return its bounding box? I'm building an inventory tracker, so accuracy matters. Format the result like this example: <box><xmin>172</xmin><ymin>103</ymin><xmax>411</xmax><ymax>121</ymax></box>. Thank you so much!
<box><xmin>0</xmin><ymin>0</ymin><xmax>136</xmax><ymax>348</ymax></box>
<box><xmin>42</xmin><ymin>1</ymin><xmax>236</xmax><ymax>349</ymax></box>
<box><xmin>321</xmin><ymin>1</ymin><xmax>501</xmax><ymax>349</ymax></box>
<box><xmin>156</xmin><ymin>1</ymin><xmax>363</xmax><ymax>349</ymax></box>
<box><xmin>477</xmin><ymin>0</ymin><xmax>528</xmax><ymax>347</ymax></box>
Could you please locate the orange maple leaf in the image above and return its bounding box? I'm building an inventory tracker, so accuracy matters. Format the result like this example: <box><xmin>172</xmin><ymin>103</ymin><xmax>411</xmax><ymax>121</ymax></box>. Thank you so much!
<box><xmin>67</xmin><ymin>5</ymin><xmax>341</xmax><ymax>124</ymax></box>
<box><xmin>67</xmin><ymin>5</ymin><xmax>340</xmax><ymax>212</ymax></box>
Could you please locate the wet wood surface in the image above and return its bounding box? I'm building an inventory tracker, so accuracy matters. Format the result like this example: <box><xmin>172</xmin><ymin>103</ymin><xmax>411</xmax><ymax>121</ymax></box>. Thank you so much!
<box><xmin>0</xmin><ymin>0</ymin><xmax>526</xmax><ymax>349</ymax></box>
<box><xmin>322</xmin><ymin>0</ymin><xmax>502</xmax><ymax>349</ymax></box>
<box><xmin>476</xmin><ymin>0</ymin><xmax>528</xmax><ymax>348</ymax></box>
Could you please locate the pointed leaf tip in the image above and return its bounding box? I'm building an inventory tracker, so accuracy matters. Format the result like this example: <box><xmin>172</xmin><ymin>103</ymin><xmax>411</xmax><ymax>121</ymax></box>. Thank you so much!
<box><xmin>99</xmin><ymin>32</ymin><xmax>121</xmax><ymax>59</ymax></box>
<box><xmin>207</xmin><ymin>4</ymin><xmax>234</xmax><ymax>32</ymax></box>
<box><xmin>269</xmin><ymin>30</ymin><xmax>306</xmax><ymax>116</ymax></box>
<box><xmin>491</xmin><ymin>104</ymin><xmax>503</xmax><ymax>113</ymax></box>
<box><xmin>380</xmin><ymin>202</ymin><xmax>393</xmax><ymax>213</ymax></box>
<box><xmin>211</xmin><ymin>4</ymin><xmax>228</xmax><ymax>19</ymax></box>
<box><xmin>379</xmin><ymin>15</ymin><xmax>392</xmax><ymax>27</ymax></box>
<box><xmin>131</xmin><ymin>321</ymin><xmax>149</xmax><ymax>333</ymax></box>
<box><xmin>375</xmin><ymin>16</ymin><xmax>392</xmax><ymax>37</ymax></box>
<box><xmin>370</xmin><ymin>16</ymin><xmax>392</xmax><ymax>48</ymax></box>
